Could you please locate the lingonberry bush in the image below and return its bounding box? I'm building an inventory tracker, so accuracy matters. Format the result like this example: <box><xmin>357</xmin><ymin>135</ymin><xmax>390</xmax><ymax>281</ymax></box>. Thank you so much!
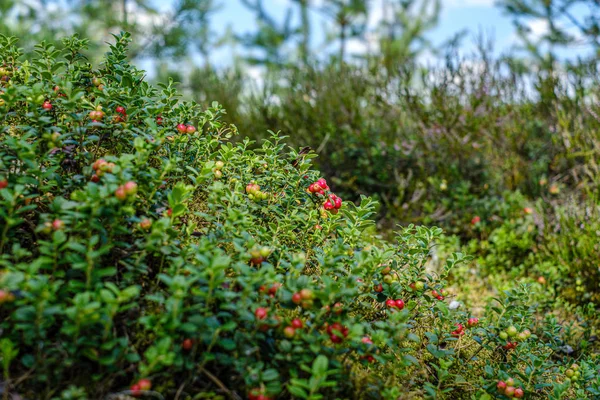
<box><xmin>0</xmin><ymin>33</ymin><xmax>598</xmax><ymax>399</ymax></box>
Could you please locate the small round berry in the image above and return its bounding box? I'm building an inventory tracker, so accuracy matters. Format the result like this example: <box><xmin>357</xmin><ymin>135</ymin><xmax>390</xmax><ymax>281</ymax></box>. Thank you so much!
<box><xmin>176</xmin><ymin>123</ymin><xmax>187</xmax><ymax>133</ymax></box>
<box><xmin>255</xmin><ymin>307</ymin><xmax>268</xmax><ymax>320</ymax></box>
<box><xmin>291</xmin><ymin>293</ymin><xmax>302</xmax><ymax>304</ymax></box>
<box><xmin>52</xmin><ymin>219</ymin><xmax>64</xmax><ymax>230</ymax></box>
<box><xmin>507</xmin><ymin>326</ymin><xmax>518</xmax><ymax>337</ymax></box>
<box><xmin>186</xmin><ymin>125</ymin><xmax>196</xmax><ymax>134</ymax></box>
<box><xmin>115</xmin><ymin>186</ymin><xmax>127</xmax><ymax>201</ymax></box>
<box><xmin>299</xmin><ymin>288</ymin><xmax>314</xmax><ymax>300</ymax></box>
<box><xmin>215</xmin><ymin>161</ymin><xmax>225</xmax><ymax>170</ymax></box>
<box><xmin>467</xmin><ymin>318</ymin><xmax>479</xmax><ymax>327</ymax></box>
<box><xmin>139</xmin><ymin>218</ymin><xmax>152</xmax><ymax>230</ymax></box>
<box><xmin>283</xmin><ymin>326</ymin><xmax>296</xmax><ymax>338</ymax></box>
<box><xmin>395</xmin><ymin>299</ymin><xmax>405</xmax><ymax>310</ymax></box>
<box><xmin>42</xmin><ymin>101</ymin><xmax>52</xmax><ymax>110</ymax></box>
<box><xmin>496</xmin><ymin>381</ymin><xmax>507</xmax><ymax>393</ymax></box>
<box><xmin>182</xmin><ymin>338</ymin><xmax>193</xmax><ymax>351</ymax></box>
<box><xmin>123</xmin><ymin>181</ymin><xmax>138</xmax><ymax>196</ymax></box>
<box><xmin>385</xmin><ymin>299</ymin><xmax>397</xmax><ymax>308</ymax></box>
<box><xmin>514</xmin><ymin>388</ymin><xmax>524</xmax><ymax>398</ymax></box>
<box><xmin>0</xmin><ymin>179</ymin><xmax>7</xmax><ymax>189</ymax></box>
<box><xmin>138</xmin><ymin>379</ymin><xmax>151</xmax><ymax>390</ymax></box>
<box><xmin>504</xmin><ymin>386</ymin><xmax>515</xmax><ymax>397</ymax></box>
<box><xmin>115</xmin><ymin>106</ymin><xmax>126</xmax><ymax>115</ymax></box>
<box><xmin>291</xmin><ymin>318</ymin><xmax>303</xmax><ymax>329</ymax></box>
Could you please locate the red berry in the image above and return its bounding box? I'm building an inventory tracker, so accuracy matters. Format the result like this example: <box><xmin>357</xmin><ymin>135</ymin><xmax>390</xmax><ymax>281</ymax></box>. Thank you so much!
<box><xmin>291</xmin><ymin>293</ymin><xmax>302</xmax><ymax>304</ymax></box>
<box><xmin>291</xmin><ymin>318</ymin><xmax>303</xmax><ymax>329</ymax></box>
<box><xmin>323</xmin><ymin>200</ymin><xmax>335</xmax><ymax>210</ymax></box>
<box><xmin>330</xmin><ymin>334</ymin><xmax>343</xmax><ymax>343</ymax></box>
<box><xmin>167</xmin><ymin>208</ymin><xmax>173</xmax><ymax>217</ymax></box>
<box><xmin>386</xmin><ymin>299</ymin><xmax>397</xmax><ymax>308</ymax></box>
<box><xmin>467</xmin><ymin>317</ymin><xmax>479</xmax><ymax>327</ymax></box>
<box><xmin>496</xmin><ymin>381</ymin><xmax>506</xmax><ymax>393</ymax></box>
<box><xmin>52</xmin><ymin>219</ymin><xmax>64</xmax><ymax>231</ymax></box>
<box><xmin>177</xmin><ymin>123</ymin><xmax>187</xmax><ymax>133</ymax></box>
<box><xmin>374</xmin><ymin>283</ymin><xmax>383</xmax><ymax>293</ymax></box>
<box><xmin>91</xmin><ymin>174</ymin><xmax>100</xmax><ymax>183</ymax></box>
<box><xmin>116</xmin><ymin>106</ymin><xmax>126</xmax><ymax>115</ymax></box>
<box><xmin>471</xmin><ymin>216</ymin><xmax>481</xmax><ymax>225</ymax></box>
<box><xmin>123</xmin><ymin>181</ymin><xmax>138</xmax><ymax>195</ymax></box>
<box><xmin>130</xmin><ymin>383</ymin><xmax>141</xmax><ymax>395</ymax></box>
<box><xmin>255</xmin><ymin>307</ymin><xmax>268</xmax><ymax>320</ymax></box>
<box><xmin>248</xmin><ymin>388</ymin><xmax>262</xmax><ymax>400</ymax></box>
<box><xmin>156</xmin><ymin>116</ymin><xmax>163</xmax><ymax>125</ymax></box>
<box><xmin>0</xmin><ymin>290</ymin><xmax>14</xmax><ymax>303</ymax></box>
<box><xmin>0</xmin><ymin>179</ymin><xmax>7</xmax><ymax>189</ymax></box>
<box><xmin>436</xmin><ymin>295</ymin><xmax>444</xmax><ymax>301</ymax></box>
<box><xmin>504</xmin><ymin>386</ymin><xmax>515</xmax><ymax>397</ymax></box>
<box><xmin>333</xmin><ymin>197</ymin><xmax>342</xmax><ymax>209</ymax></box>
<box><xmin>316</xmin><ymin>178</ymin><xmax>328</xmax><ymax>190</ymax></box>
<box><xmin>395</xmin><ymin>299</ymin><xmax>405</xmax><ymax>310</ymax></box>
<box><xmin>182</xmin><ymin>338</ymin><xmax>193</xmax><ymax>351</ymax></box>
<box><xmin>115</xmin><ymin>186</ymin><xmax>127</xmax><ymax>201</ymax></box>
<box><xmin>361</xmin><ymin>336</ymin><xmax>373</xmax><ymax>345</ymax></box>
<box><xmin>514</xmin><ymin>388</ymin><xmax>524</xmax><ymax>398</ymax></box>
<box><xmin>299</xmin><ymin>288</ymin><xmax>314</xmax><ymax>300</ymax></box>
<box><xmin>138</xmin><ymin>378</ymin><xmax>151</xmax><ymax>390</ymax></box>
<box><xmin>186</xmin><ymin>125</ymin><xmax>196</xmax><ymax>134</ymax></box>
<box><xmin>268</xmin><ymin>283</ymin><xmax>280</xmax><ymax>296</ymax></box>
<box><xmin>140</xmin><ymin>218</ymin><xmax>152</xmax><ymax>230</ymax></box>
<box><xmin>42</xmin><ymin>101</ymin><xmax>52</xmax><ymax>110</ymax></box>
<box><xmin>283</xmin><ymin>326</ymin><xmax>296</xmax><ymax>338</ymax></box>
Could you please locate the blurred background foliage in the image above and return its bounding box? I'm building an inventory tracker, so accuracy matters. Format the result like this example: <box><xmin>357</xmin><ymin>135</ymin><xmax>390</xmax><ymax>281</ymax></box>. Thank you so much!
<box><xmin>3</xmin><ymin>0</ymin><xmax>600</xmax><ymax>305</ymax></box>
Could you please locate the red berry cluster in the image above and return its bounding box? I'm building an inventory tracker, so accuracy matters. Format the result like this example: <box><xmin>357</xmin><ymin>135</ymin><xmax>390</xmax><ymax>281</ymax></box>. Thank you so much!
<box><xmin>291</xmin><ymin>288</ymin><xmax>315</xmax><ymax>309</ymax></box>
<box><xmin>91</xmin><ymin>158</ymin><xmax>116</xmax><ymax>182</ymax></box>
<box><xmin>360</xmin><ymin>336</ymin><xmax>376</xmax><ymax>363</ymax></box>
<box><xmin>283</xmin><ymin>318</ymin><xmax>304</xmax><ymax>338</ymax></box>
<box><xmin>176</xmin><ymin>123</ymin><xmax>196</xmax><ymax>134</ymax></box>
<box><xmin>503</xmin><ymin>341</ymin><xmax>518</xmax><ymax>350</ymax></box>
<box><xmin>115</xmin><ymin>181</ymin><xmax>138</xmax><ymax>201</ymax></box>
<box><xmin>497</xmin><ymin>378</ymin><xmax>524</xmax><ymax>398</ymax></box>
<box><xmin>89</xmin><ymin>107</ymin><xmax>105</xmax><ymax>122</ymax></box>
<box><xmin>114</xmin><ymin>105</ymin><xmax>127</xmax><ymax>123</ymax></box>
<box><xmin>248</xmin><ymin>388</ymin><xmax>274</xmax><ymax>400</ymax></box>
<box><xmin>385</xmin><ymin>298</ymin><xmax>405</xmax><ymax>310</ymax></box>
<box><xmin>451</xmin><ymin>323</ymin><xmax>465</xmax><ymax>337</ymax></box>
<box><xmin>451</xmin><ymin>317</ymin><xmax>478</xmax><ymax>337</ymax></box>
<box><xmin>130</xmin><ymin>378</ymin><xmax>152</xmax><ymax>396</ymax></box>
<box><xmin>308</xmin><ymin>178</ymin><xmax>342</xmax><ymax>213</ymax></box>
<box><xmin>327</xmin><ymin>322</ymin><xmax>349</xmax><ymax>343</ymax></box>
<box><xmin>259</xmin><ymin>283</ymin><xmax>281</xmax><ymax>297</ymax></box>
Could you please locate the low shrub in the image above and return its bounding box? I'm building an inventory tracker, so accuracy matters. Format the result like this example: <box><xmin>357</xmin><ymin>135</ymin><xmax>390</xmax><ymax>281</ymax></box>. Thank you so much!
<box><xmin>0</xmin><ymin>33</ymin><xmax>598</xmax><ymax>399</ymax></box>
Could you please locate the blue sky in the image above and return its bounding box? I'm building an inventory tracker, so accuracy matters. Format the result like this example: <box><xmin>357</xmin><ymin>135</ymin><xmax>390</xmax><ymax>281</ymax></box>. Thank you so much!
<box><xmin>208</xmin><ymin>0</ymin><xmax>515</xmax><ymax>63</ymax></box>
<box><xmin>147</xmin><ymin>0</ymin><xmax>593</xmax><ymax>68</ymax></box>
